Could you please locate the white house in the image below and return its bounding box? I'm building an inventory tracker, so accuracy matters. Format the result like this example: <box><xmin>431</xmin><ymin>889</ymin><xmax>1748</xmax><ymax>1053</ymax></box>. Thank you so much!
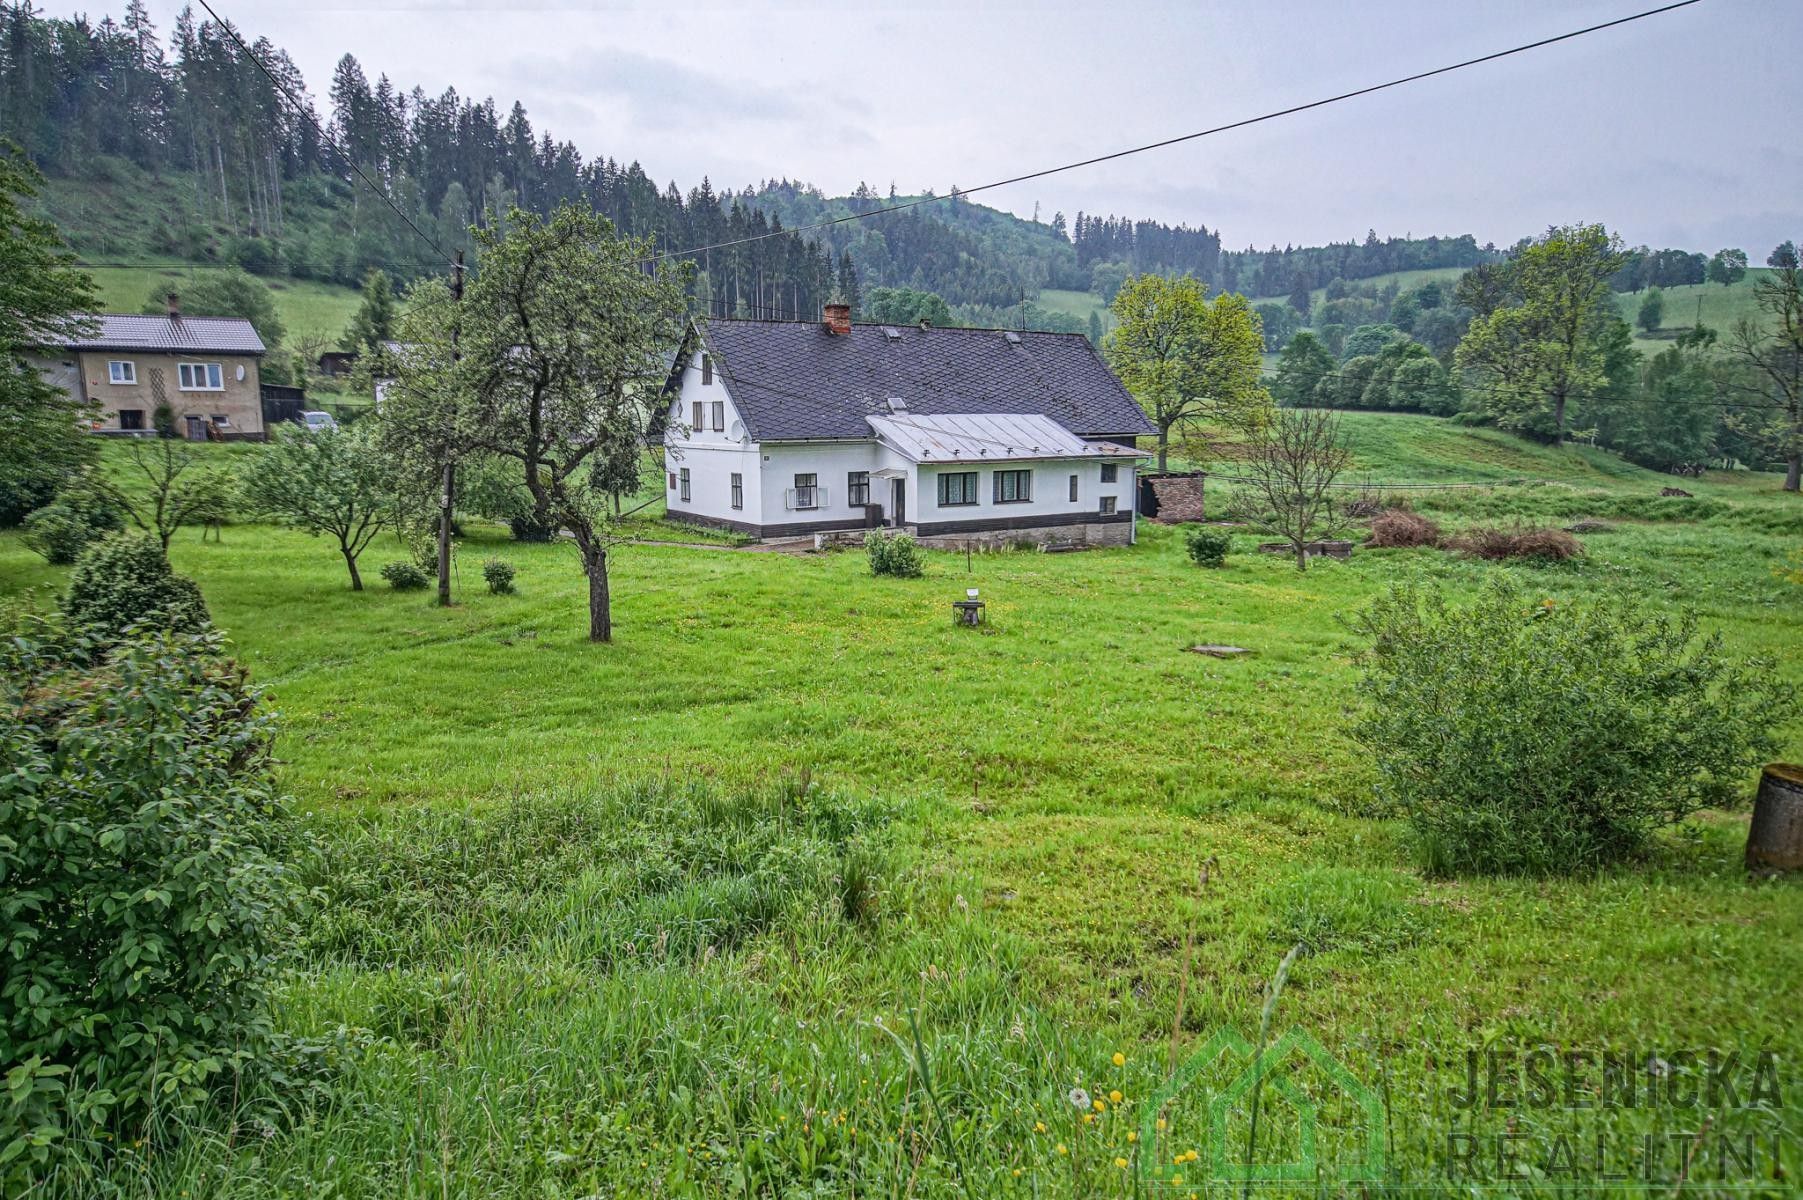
<box><xmin>661</xmin><ymin>305</ymin><xmax>1154</xmax><ymax>547</ymax></box>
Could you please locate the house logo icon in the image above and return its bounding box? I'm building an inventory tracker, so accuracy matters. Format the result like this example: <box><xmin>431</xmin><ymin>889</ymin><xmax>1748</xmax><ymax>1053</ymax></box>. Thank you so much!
<box><xmin>1136</xmin><ymin>1026</ymin><xmax>1386</xmax><ymax>1188</ymax></box>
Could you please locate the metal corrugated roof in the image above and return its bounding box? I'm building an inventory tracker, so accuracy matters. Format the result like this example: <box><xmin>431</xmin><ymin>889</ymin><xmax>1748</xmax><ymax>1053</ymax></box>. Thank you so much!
<box><xmin>867</xmin><ymin>412</ymin><xmax>1149</xmax><ymax>464</ymax></box>
<box><xmin>55</xmin><ymin>314</ymin><xmax>266</xmax><ymax>355</ymax></box>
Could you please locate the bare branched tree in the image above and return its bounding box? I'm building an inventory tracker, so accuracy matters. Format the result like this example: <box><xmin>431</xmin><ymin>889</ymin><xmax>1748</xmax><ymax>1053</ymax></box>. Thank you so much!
<box><xmin>103</xmin><ymin>438</ymin><xmax>230</xmax><ymax>551</ymax></box>
<box><xmin>1727</xmin><ymin>249</ymin><xmax>1803</xmax><ymax>491</ymax></box>
<box><xmin>1227</xmin><ymin>406</ymin><xmax>1351</xmax><ymax>571</ymax></box>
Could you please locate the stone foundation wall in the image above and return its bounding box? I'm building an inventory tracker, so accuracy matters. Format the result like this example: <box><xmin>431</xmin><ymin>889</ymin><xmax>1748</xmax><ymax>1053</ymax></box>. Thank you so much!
<box><xmin>914</xmin><ymin>521</ymin><xmax>1132</xmax><ymax>551</ymax></box>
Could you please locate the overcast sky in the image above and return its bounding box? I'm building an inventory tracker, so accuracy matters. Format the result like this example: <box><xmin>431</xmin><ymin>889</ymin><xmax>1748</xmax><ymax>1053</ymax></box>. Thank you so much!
<box><xmin>47</xmin><ymin>0</ymin><xmax>1803</xmax><ymax>255</ymax></box>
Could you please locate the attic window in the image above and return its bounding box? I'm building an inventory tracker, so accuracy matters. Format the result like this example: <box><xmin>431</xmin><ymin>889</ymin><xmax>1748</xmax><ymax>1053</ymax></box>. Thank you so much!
<box><xmin>701</xmin><ymin>354</ymin><xmax>713</xmax><ymax>385</ymax></box>
<box><xmin>881</xmin><ymin>326</ymin><xmax>903</xmax><ymax>342</ymax></box>
<box><xmin>1004</xmin><ymin>331</ymin><xmax>1021</xmax><ymax>345</ymax></box>
<box><xmin>886</xmin><ymin>396</ymin><xmax>907</xmax><ymax>413</ymax></box>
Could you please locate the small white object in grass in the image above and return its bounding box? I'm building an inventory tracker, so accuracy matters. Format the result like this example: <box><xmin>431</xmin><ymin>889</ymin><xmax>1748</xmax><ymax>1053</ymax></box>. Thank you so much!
<box><xmin>967</xmin><ymin>588</ymin><xmax>980</xmax><ymax>600</ymax></box>
<box><xmin>1069</xmin><ymin>1087</ymin><xmax>1090</xmax><ymax>1110</ymax></box>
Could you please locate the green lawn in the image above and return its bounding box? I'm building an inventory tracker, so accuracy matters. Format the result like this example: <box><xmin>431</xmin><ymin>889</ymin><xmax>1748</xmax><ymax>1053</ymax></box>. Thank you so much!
<box><xmin>1038</xmin><ymin>286</ymin><xmax>1116</xmax><ymax>332</ymax></box>
<box><xmin>5</xmin><ymin>418</ymin><xmax>1801</xmax><ymax>1196</ymax></box>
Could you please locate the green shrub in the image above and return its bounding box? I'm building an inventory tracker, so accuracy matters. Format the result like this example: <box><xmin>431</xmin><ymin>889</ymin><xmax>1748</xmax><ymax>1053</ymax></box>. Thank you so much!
<box><xmin>1351</xmin><ymin>584</ymin><xmax>1781</xmax><ymax>875</ymax></box>
<box><xmin>866</xmin><ymin>530</ymin><xmax>924</xmax><ymax>578</ymax></box>
<box><xmin>0</xmin><ymin>620</ymin><xmax>301</xmax><ymax>1185</ymax></box>
<box><xmin>507</xmin><ymin>514</ymin><xmax>556</xmax><ymax>542</ymax></box>
<box><xmin>1184</xmin><ymin>526</ymin><xmax>1232</xmax><ymax>567</ymax></box>
<box><xmin>380</xmin><ymin>560</ymin><xmax>429</xmax><ymax>590</ymax></box>
<box><xmin>62</xmin><ymin>532</ymin><xmax>208</xmax><ymax>641</ymax></box>
<box><xmin>483</xmin><ymin>558</ymin><xmax>516</xmax><ymax>594</ymax></box>
<box><xmin>21</xmin><ymin>476</ymin><xmax>123</xmax><ymax>564</ymax></box>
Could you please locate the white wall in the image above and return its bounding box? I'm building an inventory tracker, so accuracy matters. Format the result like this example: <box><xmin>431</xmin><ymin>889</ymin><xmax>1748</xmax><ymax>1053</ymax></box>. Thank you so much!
<box><xmin>916</xmin><ymin>458</ymin><xmax>1136</xmax><ymax>524</ymax></box>
<box><xmin>755</xmin><ymin>441</ymin><xmax>893</xmax><ymax>525</ymax></box>
<box><xmin>665</xmin><ymin>348</ymin><xmax>763</xmax><ymax>525</ymax></box>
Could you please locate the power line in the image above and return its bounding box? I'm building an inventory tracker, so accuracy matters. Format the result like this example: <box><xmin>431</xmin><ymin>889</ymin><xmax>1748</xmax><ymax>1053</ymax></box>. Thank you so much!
<box><xmin>193</xmin><ymin>0</ymin><xmax>457</xmax><ymax>271</ymax></box>
<box><xmin>645</xmin><ymin>0</ymin><xmax>1707</xmax><ymax>265</ymax></box>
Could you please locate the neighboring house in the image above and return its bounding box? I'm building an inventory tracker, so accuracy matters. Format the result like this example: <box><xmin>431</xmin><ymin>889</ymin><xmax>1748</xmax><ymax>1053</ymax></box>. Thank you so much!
<box><xmin>29</xmin><ymin>295</ymin><xmax>267</xmax><ymax>440</ymax></box>
<box><xmin>661</xmin><ymin>305</ymin><xmax>1154</xmax><ymax>547</ymax></box>
<box><xmin>316</xmin><ymin>350</ymin><xmax>358</xmax><ymax>377</ymax></box>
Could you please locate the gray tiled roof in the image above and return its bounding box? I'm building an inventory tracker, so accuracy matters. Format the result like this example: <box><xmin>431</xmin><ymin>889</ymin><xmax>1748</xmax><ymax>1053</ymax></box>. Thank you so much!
<box><xmin>54</xmin><ymin>314</ymin><xmax>266</xmax><ymax>356</ymax></box>
<box><xmin>689</xmin><ymin>319</ymin><xmax>1154</xmax><ymax>443</ymax></box>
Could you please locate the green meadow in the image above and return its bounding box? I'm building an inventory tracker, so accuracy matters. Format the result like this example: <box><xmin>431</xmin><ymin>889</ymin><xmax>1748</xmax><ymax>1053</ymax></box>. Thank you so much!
<box><xmin>4</xmin><ymin>413</ymin><xmax>1800</xmax><ymax>1196</ymax></box>
<box><xmin>83</xmin><ymin>264</ymin><xmax>364</xmax><ymax>346</ymax></box>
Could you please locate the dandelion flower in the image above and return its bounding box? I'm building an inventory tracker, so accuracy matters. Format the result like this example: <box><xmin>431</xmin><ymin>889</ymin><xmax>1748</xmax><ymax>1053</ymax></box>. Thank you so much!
<box><xmin>1109</xmin><ymin>1090</ymin><xmax>1123</xmax><ymax>1105</ymax></box>
<box><xmin>1034</xmin><ymin>1121</ymin><xmax>1047</xmax><ymax>1134</ymax></box>
<box><xmin>1127</xmin><ymin>1131</ymin><xmax>1138</xmax><ymax>1143</ymax></box>
<box><xmin>1083</xmin><ymin>1113</ymin><xmax>1095</xmax><ymax>1125</ymax></box>
<box><xmin>1093</xmin><ymin>1098</ymin><xmax>1106</xmax><ymax>1113</ymax></box>
<box><xmin>1115</xmin><ymin>1156</ymin><xmax>1129</xmax><ymax>1169</ymax></box>
<box><xmin>1156</xmin><ymin>1118</ymin><xmax>1167</xmax><ymax>1132</ymax></box>
<box><xmin>1171</xmin><ymin>1174</ymin><xmax>1183</xmax><ymax>1186</ymax></box>
<box><xmin>1068</xmin><ymin>1087</ymin><xmax>1090</xmax><ymax>1111</ymax></box>
<box><xmin>1057</xmin><ymin>1143</ymin><xmax>1069</xmax><ymax>1156</ymax></box>
<box><xmin>1112</xmin><ymin>1052</ymin><xmax>1126</xmax><ymax>1067</ymax></box>
<box><xmin>1185</xmin><ymin>1149</ymin><xmax>1199</xmax><ymax>1163</ymax></box>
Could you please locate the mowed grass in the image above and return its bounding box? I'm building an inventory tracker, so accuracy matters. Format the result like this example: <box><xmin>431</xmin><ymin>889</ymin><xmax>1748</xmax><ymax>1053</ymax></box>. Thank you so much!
<box><xmin>84</xmin><ymin>264</ymin><xmax>363</xmax><ymax>345</ymax></box>
<box><xmin>4</xmin><ymin>418</ymin><xmax>1801</xmax><ymax>1195</ymax></box>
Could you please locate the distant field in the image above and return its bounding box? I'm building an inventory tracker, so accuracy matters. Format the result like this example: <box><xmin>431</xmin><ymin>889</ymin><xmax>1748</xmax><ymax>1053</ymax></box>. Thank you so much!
<box><xmin>84</xmin><ymin>264</ymin><xmax>363</xmax><ymax>346</ymax></box>
<box><xmin>1248</xmin><ymin>265</ymin><xmax>1470</xmax><ymax>309</ymax></box>
<box><xmin>1036</xmin><ymin>286</ymin><xmax>1114</xmax><ymax>331</ymax></box>
<box><xmin>1614</xmin><ymin>268</ymin><xmax>1774</xmax><ymax>355</ymax></box>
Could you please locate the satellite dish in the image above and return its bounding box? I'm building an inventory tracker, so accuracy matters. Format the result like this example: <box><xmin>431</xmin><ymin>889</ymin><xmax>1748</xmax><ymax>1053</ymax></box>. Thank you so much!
<box><xmin>730</xmin><ymin>420</ymin><xmax>745</xmax><ymax>440</ymax></box>
<box><xmin>235</xmin><ymin>364</ymin><xmax>246</xmax><ymax>382</ymax></box>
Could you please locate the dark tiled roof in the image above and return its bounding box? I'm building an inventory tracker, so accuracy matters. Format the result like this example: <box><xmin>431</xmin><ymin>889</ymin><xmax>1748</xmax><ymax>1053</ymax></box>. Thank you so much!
<box><xmin>690</xmin><ymin>318</ymin><xmax>1154</xmax><ymax>443</ymax></box>
<box><xmin>54</xmin><ymin>313</ymin><xmax>266</xmax><ymax>356</ymax></box>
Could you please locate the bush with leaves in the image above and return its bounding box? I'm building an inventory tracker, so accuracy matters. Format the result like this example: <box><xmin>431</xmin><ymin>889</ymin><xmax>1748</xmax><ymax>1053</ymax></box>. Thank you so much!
<box><xmin>483</xmin><ymin>558</ymin><xmax>516</xmax><ymax>594</ymax></box>
<box><xmin>62</xmin><ymin>532</ymin><xmax>208</xmax><ymax>642</ymax></box>
<box><xmin>0</xmin><ymin>618</ymin><xmax>301</xmax><ymax>1187</ymax></box>
<box><xmin>1185</xmin><ymin>527</ymin><xmax>1232</xmax><ymax>567</ymax></box>
<box><xmin>1350</xmin><ymin>584</ymin><xmax>1781</xmax><ymax>874</ymax></box>
<box><xmin>380</xmin><ymin>560</ymin><xmax>429</xmax><ymax>590</ymax></box>
<box><xmin>866</xmin><ymin>529</ymin><xmax>924</xmax><ymax>578</ymax></box>
<box><xmin>21</xmin><ymin>475</ymin><xmax>123</xmax><ymax>564</ymax></box>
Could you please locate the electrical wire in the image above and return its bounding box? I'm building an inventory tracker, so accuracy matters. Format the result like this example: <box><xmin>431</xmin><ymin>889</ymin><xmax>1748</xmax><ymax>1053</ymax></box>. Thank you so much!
<box><xmin>644</xmin><ymin>0</ymin><xmax>1707</xmax><ymax>265</ymax></box>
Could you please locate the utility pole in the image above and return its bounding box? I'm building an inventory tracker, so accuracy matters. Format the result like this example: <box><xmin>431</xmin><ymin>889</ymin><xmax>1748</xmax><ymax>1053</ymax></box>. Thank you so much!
<box><xmin>437</xmin><ymin>249</ymin><xmax>463</xmax><ymax>608</ymax></box>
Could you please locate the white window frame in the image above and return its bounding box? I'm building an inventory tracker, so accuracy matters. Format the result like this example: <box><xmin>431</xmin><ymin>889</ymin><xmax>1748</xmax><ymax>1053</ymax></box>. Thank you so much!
<box><xmin>107</xmin><ymin>359</ymin><xmax>136</xmax><ymax>384</ymax></box>
<box><xmin>1100</xmin><ymin>496</ymin><xmax>1118</xmax><ymax>515</ymax></box>
<box><xmin>711</xmin><ymin>400</ymin><xmax>725</xmax><ymax>432</ymax></box>
<box><xmin>178</xmin><ymin>361</ymin><xmax>223</xmax><ymax>391</ymax></box>
<box><xmin>679</xmin><ymin>467</ymin><xmax>691</xmax><ymax>502</ymax></box>
<box><xmin>730</xmin><ymin>472</ymin><xmax>743</xmax><ymax>510</ymax></box>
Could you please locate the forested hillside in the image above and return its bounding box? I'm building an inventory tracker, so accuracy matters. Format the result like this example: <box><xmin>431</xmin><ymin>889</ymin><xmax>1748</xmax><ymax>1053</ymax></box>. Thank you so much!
<box><xmin>2</xmin><ymin>0</ymin><xmax>1499</xmax><ymax>330</ymax></box>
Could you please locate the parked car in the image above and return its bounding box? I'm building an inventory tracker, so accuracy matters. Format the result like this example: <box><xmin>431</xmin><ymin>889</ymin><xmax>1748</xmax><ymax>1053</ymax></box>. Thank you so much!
<box><xmin>301</xmin><ymin>410</ymin><xmax>338</xmax><ymax>431</ymax></box>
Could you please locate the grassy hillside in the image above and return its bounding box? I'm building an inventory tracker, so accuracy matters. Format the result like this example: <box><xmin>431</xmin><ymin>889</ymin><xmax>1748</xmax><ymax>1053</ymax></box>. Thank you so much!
<box><xmin>1036</xmin><ymin>286</ymin><xmax>1114</xmax><ymax>331</ymax></box>
<box><xmin>1249</xmin><ymin>266</ymin><xmax>1469</xmax><ymax>309</ymax></box>
<box><xmin>1334</xmin><ymin>410</ymin><xmax>1670</xmax><ymax>485</ymax></box>
<box><xmin>1615</xmin><ymin>269</ymin><xmax>1774</xmax><ymax>354</ymax></box>
<box><xmin>86</xmin><ymin>264</ymin><xmax>363</xmax><ymax>346</ymax></box>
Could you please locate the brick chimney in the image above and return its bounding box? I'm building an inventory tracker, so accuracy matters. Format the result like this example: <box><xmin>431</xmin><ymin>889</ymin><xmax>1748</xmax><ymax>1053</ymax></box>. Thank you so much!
<box><xmin>823</xmin><ymin>302</ymin><xmax>851</xmax><ymax>336</ymax></box>
<box><xmin>166</xmin><ymin>292</ymin><xmax>181</xmax><ymax>320</ymax></box>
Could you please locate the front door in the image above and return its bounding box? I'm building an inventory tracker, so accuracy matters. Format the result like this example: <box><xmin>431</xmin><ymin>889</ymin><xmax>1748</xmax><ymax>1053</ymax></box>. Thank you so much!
<box><xmin>184</xmin><ymin>415</ymin><xmax>208</xmax><ymax>441</ymax></box>
<box><xmin>891</xmin><ymin>478</ymin><xmax>905</xmax><ymax>527</ymax></box>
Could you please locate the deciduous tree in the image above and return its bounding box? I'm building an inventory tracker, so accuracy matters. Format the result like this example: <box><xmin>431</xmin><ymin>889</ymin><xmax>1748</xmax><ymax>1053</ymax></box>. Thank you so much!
<box><xmin>1105</xmin><ymin>274</ymin><xmax>1268</xmax><ymax>471</ymax></box>
<box><xmin>1728</xmin><ymin>245</ymin><xmax>1803</xmax><ymax>490</ymax></box>
<box><xmin>439</xmin><ymin>205</ymin><xmax>688</xmax><ymax>641</ymax></box>
<box><xmin>242</xmin><ymin>423</ymin><xmax>391</xmax><ymax>589</ymax></box>
<box><xmin>1454</xmin><ymin>223</ymin><xmax>1626</xmax><ymax>442</ymax></box>
<box><xmin>0</xmin><ymin>143</ymin><xmax>99</xmax><ymax>524</ymax></box>
<box><xmin>1636</xmin><ymin>287</ymin><xmax>1664</xmax><ymax>334</ymax></box>
<box><xmin>1226</xmin><ymin>406</ymin><xmax>1350</xmax><ymax>571</ymax></box>
<box><xmin>1270</xmin><ymin>330</ymin><xmax>1334</xmax><ymax>408</ymax></box>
